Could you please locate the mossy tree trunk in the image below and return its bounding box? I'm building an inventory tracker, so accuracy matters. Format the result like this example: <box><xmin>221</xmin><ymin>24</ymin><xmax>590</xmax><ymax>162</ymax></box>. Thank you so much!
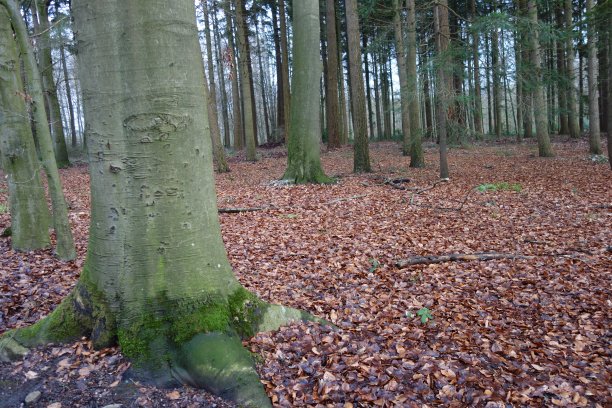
<box><xmin>2</xmin><ymin>0</ymin><xmax>76</xmax><ymax>260</ymax></box>
<box><xmin>31</xmin><ymin>1</ymin><xmax>70</xmax><ymax>168</ymax></box>
<box><xmin>346</xmin><ymin>0</ymin><xmax>371</xmax><ymax>172</ymax></box>
<box><xmin>282</xmin><ymin>0</ymin><xmax>332</xmax><ymax>184</ymax></box>
<box><xmin>0</xmin><ymin>5</ymin><xmax>51</xmax><ymax>251</ymax></box>
<box><xmin>1</xmin><ymin>1</ymin><xmax>323</xmax><ymax>406</ymax></box>
<box><xmin>527</xmin><ymin>0</ymin><xmax>555</xmax><ymax>157</ymax></box>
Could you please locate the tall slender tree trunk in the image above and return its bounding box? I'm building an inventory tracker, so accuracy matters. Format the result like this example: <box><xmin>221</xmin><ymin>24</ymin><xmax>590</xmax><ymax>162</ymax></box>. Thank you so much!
<box><xmin>279</xmin><ymin>0</ymin><xmax>291</xmax><ymax>140</ymax></box>
<box><xmin>423</xmin><ymin>61</ymin><xmax>433</xmax><ymax>138</ymax></box>
<box><xmin>224</xmin><ymin>2</ymin><xmax>243</xmax><ymax>150</ymax></box>
<box><xmin>393</xmin><ymin>0</ymin><xmax>410</xmax><ymax>154</ymax></box>
<box><xmin>373</xmin><ymin>54</ymin><xmax>383</xmax><ymax>139</ymax></box>
<box><xmin>31</xmin><ymin>1</ymin><xmax>70</xmax><ymax>167</ymax></box>
<box><xmin>255</xmin><ymin>19</ymin><xmax>271</xmax><ymax>143</ymax></box>
<box><xmin>515</xmin><ymin>30</ymin><xmax>524</xmax><ymax>141</ymax></box>
<box><xmin>492</xmin><ymin>20</ymin><xmax>502</xmax><ymax>138</ymax></box>
<box><xmin>235</xmin><ymin>0</ymin><xmax>257</xmax><ymax>161</ymax></box>
<box><xmin>326</xmin><ymin>0</ymin><xmax>341</xmax><ymax>148</ymax></box>
<box><xmin>434</xmin><ymin>0</ymin><xmax>450</xmax><ymax>178</ymax></box>
<box><xmin>212</xmin><ymin>4</ymin><xmax>231</xmax><ymax>148</ymax></box>
<box><xmin>338</xmin><ymin>57</ymin><xmax>349</xmax><ymax>144</ymax></box>
<box><xmin>586</xmin><ymin>0</ymin><xmax>601</xmax><ymax>154</ymax></box>
<box><xmin>406</xmin><ymin>0</ymin><xmax>423</xmax><ymax>166</ymax></box>
<box><xmin>381</xmin><ymin>52</ymin><xmax>392</xmax><ymax>139</ymax></box>
<box><xmin>271</xmin><ymin>0</ymin><xmax>285</xmax><ymax>142</ymax></box>
<box><xmin>0</xmin><ymin>5</ymin><xmax>51</xmax><ymax>251</ymax></box>
<box><xmin>564</xmin><ymin>0</ymin><xmax>581</xmax><ymax>138</ymax></box>
<box><xmin>528</xmin><ymin>0</ymin><xmax>555</xmax><ymax>157</ymax></box>
<box><xmin>345</xmin><ymin>0</ymin><xmax>370</xmax><ymax>172</ymax></box>
<box><xmin>59</xmin><ymin>41</ymin><xmax>78</xmax><ymax>149</ymax></box>
<box><xmin>363</xmin><ymin>35</ymin><xmax>375</xmax><ymax>142</ymax></box>
<box><xmin>556</xmin><ymin>5</ymin><xmax>569</xmax><ymax>135</ymax></box>
<box><xmin>283</xmin><ymin>0</ymin><xmax>331</xmax><ymax>184</ymax></box>
<box><xmin>471</xmin><ymin>0</ymin><xmax>483</xmax><ymax>135</ymax></box>
<box><xmin>203</xmin><ymin>0</ymin><xmax>229</xmax><ymax>172</ymax></box>
<box><xmin>2</xmin><ymin>0</ymin><xmax>75</xmax><ymax>260</ymax></box>
<box><xmin>485</xmin><ymin>34</ymin><xmax>493</xmax><ymax>135</ymax></box>
<box><xmin>607</xmin><ymin>20</ymin><xmax>612</xmax><ymax>169</ymax></box>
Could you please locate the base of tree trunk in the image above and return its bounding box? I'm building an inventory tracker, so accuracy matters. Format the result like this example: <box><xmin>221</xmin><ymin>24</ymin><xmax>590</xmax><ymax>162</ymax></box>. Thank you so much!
<box><xmin>0</xmin><ymin>272</ymin><xmax>326</xmax><ymax>407</ymax></box>
<box><xmin>281</xmin><ymin>167</ymin><xmax>335</xmax><ymax>184</ymax></box>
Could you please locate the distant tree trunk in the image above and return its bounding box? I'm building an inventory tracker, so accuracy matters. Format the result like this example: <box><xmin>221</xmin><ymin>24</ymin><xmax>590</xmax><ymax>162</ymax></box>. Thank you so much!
<box><xmin>515</xmin><ymin>31</ymin><xmax>524</xmax><ymax>141</ymax></box>
<box><xmin>527</xmin><ymin>0</ymin><xmax>555</xmax><ymax>157</ymax></box>
<box><xmin>381</xmin><ymin>52</ymin><xmax>392</xmax><ymax>139</ymax></box>
<box><xmin>345</xmin><ymin>0</ymin><xmax>370</xmax><ymax>172</ymax></box>
<box><xmin>586</xmin><ymin>0</ymin><xmax>602</xmax><ymax>154</ymax></box>
<box><xmin>492</xmin><ymin>23</ymin><xmax>502</xmax><ymax>138</ymax></box>
<box><xmin>607</xmin><ymin>20</ymin><xmax>612</xmax><ymax>169</ymax></box>
<box><xmin>338</xmin><ymin>58</ymin><xmax>349</xmax><ymax>144</ymax></box>
<box><xmin>271</xmin><ymin>0</ymin><xmax>285</xmax><ymax>142</ymax></box>
<box><xmin>600</xmin><ymin>27</ymin><xmax>608</xmax><ymax>134</ymax></box>
<box><xmin>556</xmin><ymin>5</ymin><xmax>569</xmax><ymax>135</ymax></box>
<box><xmin>325</xmin><ymin>0</ymin><xmax>341</xmax><ymax>148</ymax></box>
<box><xmin>363</xmin><ymin>35</ymin><xmax>375</xmax><ymax>142</ymax></box>
<box><xmin>393</xmin><ymin>0</ymin><xmax>410</xmax><ymax>154</ymax></box>
<box><xmin>235</xmin><ymin>0</ymin><xmax>257</xmax><ymax>161</ymax></box>
<box><xmin>283</xmin><ymin>0</ymin><xmax>331</xmax><ymax>184</ymax></box>
<box><xmin>203</xmin><ymin>0</ymin><xmax>229</xmax><ymax>172</ymax></box>
<box><xmin>564</xmin><ymin>0</ymin><xmax>581</xmax><ymax>138</ymax></box>
<box><xmin>485</xmin><ymin>34</ymin><xmax>493</xmax><ymax>135</ymax></box>
<box><xmin>3</xmin><ymin>0</ymin><xmax>75</xmax><ymax>260</ymax></box>
<box><xmin>423</xmin><ymin>62</ymin><xmax>433</xmax><ymax>138</ymax></box>
<box><xmin>279</xmin><ymin>0</ymin><xmax>291</xmax><ymax>140</ymax></box>
<box><xmin>406</xmin><ymin>0</ymin><xmax>423</xmax><ymax>167</ymax></box>
<box><xmin>373</xmin><ymin>54</ymin><xmax>383</xmax><ymax>139</ymax></box>
<box><xmin>31</xmin><ymin>1</ymin><xmax>70</xmax><ymax>167</ymax></box>
<box><xmin>59</xmin><ymin>41</ymin><xmax>78</xmax><ymax>148</ymax></box>
<box><xmin>255</xmin><ymin>19</ymin><xmax>271</xmax><ymax>143</ymax></box>
<box><xmin>0</xmin><ymin>5</ymin><xmax>51</xmax><ymax>251</ymax></box>
<box><xmin>518</xmin><ymin>0</ymin><xmax>534</xmax><ymax>139</ymax></box>
<box><xmin>224</xmin><ymin>2</ymin><xmax>243</xmax><ymax>150</ymax></box>
<box><xmin>471</xmin><ymin>0</ymin><xmax>483</xmax><ymax>135</ymax></box>
<box><xmin>212</xmin><ymin>5</ymin><xmax>231</xmax><ymax>147</ymax></box>
<box><xmin>434</xmin><ymin>0</ymin><xmax>450</xmax><ymax>178</ymax></box>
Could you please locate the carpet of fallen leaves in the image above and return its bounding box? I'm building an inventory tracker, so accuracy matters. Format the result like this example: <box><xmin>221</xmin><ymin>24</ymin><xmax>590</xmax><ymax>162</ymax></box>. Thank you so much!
<box><xmin>0</xmin><ymin>139</ymin><xmax>610</xmax><ymax>407</ymax></box>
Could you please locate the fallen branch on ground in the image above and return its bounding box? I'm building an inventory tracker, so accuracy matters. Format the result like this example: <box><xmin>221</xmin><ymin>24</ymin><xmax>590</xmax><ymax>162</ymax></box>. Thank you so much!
<box><xmin>396</xmin><ymin>252</ymin><xmax>533</xmax><ymax>267</ymax></box>
<box><xmin>218</xmin><ymin>207</ymin><xmax>273</xmax><ymax>213</ymax></box>
<box><xmin>218</xmin><ymin>194</ymin><xmax>372</xmax><ymax>214</ymax></box>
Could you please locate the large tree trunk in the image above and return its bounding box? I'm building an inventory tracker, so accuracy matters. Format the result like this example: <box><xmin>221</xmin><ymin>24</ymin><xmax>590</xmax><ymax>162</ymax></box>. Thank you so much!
<box><xmin>393</xmin><ymin>0</ymin><xmax>411</xmax><ymax>155</ymax></box>
<box><xmin>2</xmin><ymin>1</ymin><xmax>324</xmax><ymax>406</ymax></box>
<box><xmin>527</xmin><ymin>0</ymin><xmax>555</xmax><ymax>157</ymax></box>
<box><xmin>203</xmin><ymin>0</ymin><xmax>229</xmax><ymax>173</ymax></box>
<box><xmin>235</xmin><ymin>0</ymin><xmax>257</xmax><ymax>161</ymax></box>
<box><xmin>31</xmin><ymin>1</ymin><xmax>70</xmax><ymax>168</ymax></box>
<box><xmin>406</xmin><ymin>0</ymin><xmax>423</xmax><ymax>167</ymax></box>
<box><xmin>325</xmin><ymin>0</ymin><xmax>341</xmax><ymax>148</ymax></box>
<box><xmin>0</xmin><ymin>5</ymin><xmax>51</xmax><ymax>251</ymax></box>
<box><xmin>434</xmin><ymin>0</ymin><xmax>450</xmax><ymax>179</ymax></box>
<box><xmin>586</xmin><ymin>0</ymin><xmax>602</xmax><ymax>154</ymax></box>
<box><xmin>2</xmin><ymin>0</ymin><xmax>76</xmax><ymax>260</ymax></box>
<box><xmin>282</xmin><ymin>0</ymin><xmax>331</xmax><ymax>184</ymax></box>
<box><xmin>345</xmin><ymin>0</ymin><xmax>371</xmax><ymax>172</ymax></box>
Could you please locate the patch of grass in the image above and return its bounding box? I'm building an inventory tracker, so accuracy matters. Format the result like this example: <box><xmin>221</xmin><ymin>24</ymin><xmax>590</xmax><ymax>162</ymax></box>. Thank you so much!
<box><xmin>476</xmin><ymin>182</ymin><xmax>522</xmax><ymax>192</ymax></box>
<box><xmin>589</xmin><ymin>154</ymin><xmax>609</xmax><ymax>164</ymax></box>
<box><xmin>0</xmin><ymin>203</ymin><xmax>8</xmax><ymax>214</ymax></box>
<box><xmin>495</xmin><ymin>149</ymin><xmax>515</xmax><ymax>157</ymax></box>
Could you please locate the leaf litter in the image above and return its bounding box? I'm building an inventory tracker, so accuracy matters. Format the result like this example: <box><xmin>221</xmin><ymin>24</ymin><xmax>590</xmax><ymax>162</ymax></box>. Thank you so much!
<box><xmin>0</xmin><ymin>140</ymin><xmax>610</xmax><ymax>407</ymax></box>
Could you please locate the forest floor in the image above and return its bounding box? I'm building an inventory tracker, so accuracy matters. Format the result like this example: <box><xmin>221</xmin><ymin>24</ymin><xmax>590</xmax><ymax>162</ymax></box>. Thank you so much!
<box><xmin>0</xmin><ymin>138</ymin><xmax>610</xmax><ymax>407</ymax></box>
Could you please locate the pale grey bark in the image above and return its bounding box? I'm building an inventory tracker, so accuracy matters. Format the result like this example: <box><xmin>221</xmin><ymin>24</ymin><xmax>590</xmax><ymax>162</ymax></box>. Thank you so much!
<box><xmin>2</xmin><ymin>0</ymin><xmax>76</xmax><ymax>260</ymax></box>
<box><xmin>282</xmin><ymin>0</ymin><xmax>331</xmax><ymax>184</ymax></box>
<box><xmin>0</xmin><ymin>5</ymin><xmax>51</xmax><ymax>251</ymax></box>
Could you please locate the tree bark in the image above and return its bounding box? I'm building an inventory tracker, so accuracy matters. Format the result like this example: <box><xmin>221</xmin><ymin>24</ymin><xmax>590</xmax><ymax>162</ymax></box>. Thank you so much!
<box><xmin>527</xmin><ymin>0</ymin><xmax>555</xmax><ymax>157</ymax></box>
<box><xmin>608</xmin><ymin>17</ymin><xmax>612</xmax><ymax>169</ymax></box>
<box><xmin>393</xmin><ymin>0</ymin><xmax>410</xmax><ymax>155</ymax></box>
<box><xmin>255</xmin><ymin>18</ymin><xmax>271</xmax><ymax>143</ymax></box>
<box><xmin>492</xmin><ymin>19</ymin><xmax>502</xmax><ymax>138</ymax></box>
<box><xmin>31</xmin><ymin>1</ymin><xmax>70</xmax><ymax>167</ymax></box>
<box><xmin>279</xmin><ymin>0</ymin><xmax>291</xmax><ymax>140</ymax></box>
<box><xmin>586</xmin><ymin>0</ymin><xmax>602</xmax><ymax>154</ymax></box>
<box><xmin>2</xmin><ymin>0</ymin><xmax>76</xmax><ymax>260</ymax></box>
<box><xmin>471</xmin><ymin>0</ymin><xmax>483</xmax><ymax>135</ymax></box>
<box><xmin>345</xmin><ymin>0</ymin><xmax>371</xmax><ymax>172</ymax></box>
<box><xmin>235</xmin><ymin>0</ymin><xmax>257</xmax><ymax>161</ymax></box>
<box><xmin>434</xmin><ymin>0</ymin><xmax>450</xmax><ymax>179</ymax></box>
<box><xmin>325</xmin><ymin>0</ymin><xmax>341</xmax><ymax>148</ymax></box>
<box><xmin>202</xmin><ymin>0</ymin><xmax>229</xmax><ymax>172</ymax></box>
<box><xmin>0</xmin><ymin>5</ymin><xmax>51</xmax><ymax>251</ymax></box>
<box><xmin>2</xmin><ymin>2</ymin><xmax>325</xmax><ymax>406</ymax></box>
<box><xmin>224</xmin><ymin>2</ymin><xmax>243</xmax><ymax>150</ymax></box>
<box><xmin>564</xmin><ymin>0</ymin><xmax>581</xmax><ymax>138</ymax></box>
<box><xmin>271</xmin><ymin>0</ymin><xmax>285</xmax><ymax>142</ymax></box>
<box><xmin>282</xmin><ymin>0</ymin><xmax>332</xmax><ymax>184</ymax></box>
<box><xmin>363</xmin><ymin>35</ymin><xmax>375</xmax><ymax>143</ymax></box>
<box><xmin>556</xmin><ymin>4</ymin><xmax>569</xmax><ymax>135</ymax></box>
<box><xmin>212</xmin><ymin>3</ymin><xmax>231</xmax><ymax>148</ymax></box>
<box><xmin>406</xmin><ymin>0</ymin><xmax>423</xmax><ymax>167</ymax></box>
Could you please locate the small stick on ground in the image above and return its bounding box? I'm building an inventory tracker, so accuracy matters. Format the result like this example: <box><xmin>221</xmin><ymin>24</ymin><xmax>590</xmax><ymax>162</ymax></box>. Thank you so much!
<box><xmin>395</xmin><ymin>252</ymin><xmax>533</xmax><ymax>267</ymax></box>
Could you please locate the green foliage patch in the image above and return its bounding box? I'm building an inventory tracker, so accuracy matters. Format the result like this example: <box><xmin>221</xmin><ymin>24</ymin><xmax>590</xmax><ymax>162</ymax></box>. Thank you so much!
<box><xmin>476</xmin><ymin>182</ymin><xmax>522</xmax><ymax>192</ymax></box>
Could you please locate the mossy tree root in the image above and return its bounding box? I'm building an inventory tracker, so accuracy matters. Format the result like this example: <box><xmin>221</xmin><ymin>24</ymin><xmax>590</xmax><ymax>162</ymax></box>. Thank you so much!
<box><xmin>0</xmin><ymin>284</ymin><xmax>328</xmax><ymax>407</ymax></box>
